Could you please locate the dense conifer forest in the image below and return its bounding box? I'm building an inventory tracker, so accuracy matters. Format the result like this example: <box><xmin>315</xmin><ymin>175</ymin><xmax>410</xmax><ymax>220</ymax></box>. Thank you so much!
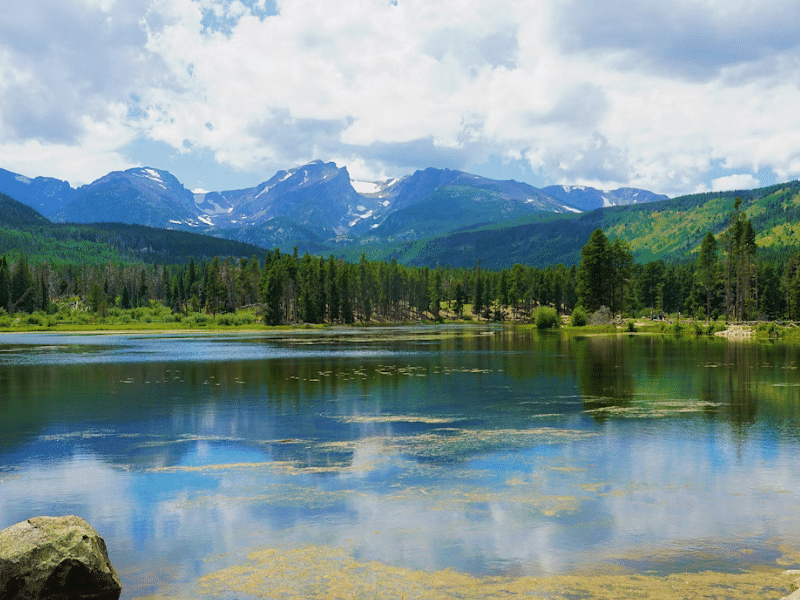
<box><xmin>0</xmin><ymin>195</ymin><xmax>798</xmax><ymax>327</ymax></box>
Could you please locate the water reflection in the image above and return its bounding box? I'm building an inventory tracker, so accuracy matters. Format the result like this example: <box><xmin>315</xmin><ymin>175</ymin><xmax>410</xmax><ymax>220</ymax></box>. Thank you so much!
<box><xmin>574</xmin><ymin>336</ymin><xmax>635</xmax><ymax>415</ymax></box>
<box><xmin>1</xmin><ymin>329</ymin><xmax>800</xmax><ymax>599</ymax></box>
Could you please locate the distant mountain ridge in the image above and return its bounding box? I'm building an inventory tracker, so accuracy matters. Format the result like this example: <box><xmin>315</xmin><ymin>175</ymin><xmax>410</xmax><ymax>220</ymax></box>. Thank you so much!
<box><xmin>542</xmin><ymin>185</ymin><xmax>669</xmax><ymax>211</ymax></box>
<box><xmin>0</xmin><ymin>161</ymin><xmax>667</xmax><ymax>251</ymax></box>
<box><xmin>0</xmin><ymin>168</ymin><xmax>74</xmax><ymax>217</ymax></box>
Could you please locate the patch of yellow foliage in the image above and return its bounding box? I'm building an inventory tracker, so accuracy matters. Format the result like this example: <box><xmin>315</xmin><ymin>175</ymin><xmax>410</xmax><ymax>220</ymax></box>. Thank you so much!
<box><xmin>197</xmin><ymin>544</ymin><xmax>795</xmax><ymax>600</ymax></box>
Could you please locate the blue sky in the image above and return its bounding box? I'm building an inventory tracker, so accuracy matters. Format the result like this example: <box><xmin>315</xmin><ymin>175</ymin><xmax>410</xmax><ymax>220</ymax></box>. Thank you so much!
<box><xmin>2</xmin><ymin>0</ymin><xmax>800</xmax><ymax>196</ymax></box>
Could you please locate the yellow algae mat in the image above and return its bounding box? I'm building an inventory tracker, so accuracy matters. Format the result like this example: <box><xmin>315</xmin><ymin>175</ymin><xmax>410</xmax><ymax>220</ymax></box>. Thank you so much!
<box><xmin>194</xmin><ymin>545</ymin><xmax>798</xmax><ymax>600</ymax></box>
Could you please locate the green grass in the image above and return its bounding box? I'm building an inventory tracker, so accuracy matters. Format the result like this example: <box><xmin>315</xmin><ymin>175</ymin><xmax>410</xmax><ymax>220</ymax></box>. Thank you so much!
<box><xmin>0</xmin><ymin>301</ymin><xmax>269</xmax><ymax>333</ymax></box>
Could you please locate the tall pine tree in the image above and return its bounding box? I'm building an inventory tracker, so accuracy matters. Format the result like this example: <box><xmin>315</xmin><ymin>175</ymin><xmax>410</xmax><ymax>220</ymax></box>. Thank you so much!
<box><xmin>577</xmin><ymin>229</ymin><xmax>611</xmax><ymax>312</ymax></box>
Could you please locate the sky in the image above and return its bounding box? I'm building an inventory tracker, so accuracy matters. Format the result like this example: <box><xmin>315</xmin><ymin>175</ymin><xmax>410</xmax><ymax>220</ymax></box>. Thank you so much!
<box><xmin>2</xmin><ymin>0</ymin><xmax>800</xmax><ymax>197</ymax></box>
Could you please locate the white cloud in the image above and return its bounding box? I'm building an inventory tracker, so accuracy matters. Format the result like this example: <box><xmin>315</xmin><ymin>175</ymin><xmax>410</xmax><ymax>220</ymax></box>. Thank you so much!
<box><xmin>711</xmin><ymin>173</ymin><xmax>761</xmax><ymax>192</ymax></box>
<box><xmin>1</xmin><ymin>0</ymin><xmax>800</xmax><ymax>194</ymax></box>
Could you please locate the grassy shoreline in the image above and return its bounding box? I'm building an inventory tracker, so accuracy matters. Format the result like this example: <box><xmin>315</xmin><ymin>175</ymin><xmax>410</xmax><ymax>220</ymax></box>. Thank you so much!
<box><xmin>2</xmin><ymin>298</ymin><xmax>798</xmax><ymax>342</ymax></box>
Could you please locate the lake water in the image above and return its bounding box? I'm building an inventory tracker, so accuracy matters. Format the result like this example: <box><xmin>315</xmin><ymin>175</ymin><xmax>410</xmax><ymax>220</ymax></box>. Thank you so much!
<box><xmin>1</xmin><ymin>327</ymin><xmax>799</xmax><ymax>599</ymax></box>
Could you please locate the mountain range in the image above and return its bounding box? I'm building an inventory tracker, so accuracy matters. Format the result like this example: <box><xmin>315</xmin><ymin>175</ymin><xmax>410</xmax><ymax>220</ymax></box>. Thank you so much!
<box><xmin>5</xmin><ymin>160</ymin><xmax>800</xmax><ymax>271</ymax></box>
<box><xmin>0</xmin><ymin>161</ymin><xmax>668</xmax><ymax>253</ymax></box>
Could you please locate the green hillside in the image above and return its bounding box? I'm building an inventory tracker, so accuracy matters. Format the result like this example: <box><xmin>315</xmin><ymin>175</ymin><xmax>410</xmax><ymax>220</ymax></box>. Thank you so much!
<box><xmin>0</xmin><ymin>192</ymin><xmax>268</xmax><ymax>265</ymax></box>
<box><xmin>0</xmin><ymin>192</ymin><xmax>50</xmax><ymax>228</ymax></box>
<box><xmin>599</xmin><ymin>180</ymin><xmax>800</xmax><ymax>263</ymax></box>
<box><xmin>370</xmin><ymin>180</ymin><xmax>800</xmax><ymax>269</ymax></box>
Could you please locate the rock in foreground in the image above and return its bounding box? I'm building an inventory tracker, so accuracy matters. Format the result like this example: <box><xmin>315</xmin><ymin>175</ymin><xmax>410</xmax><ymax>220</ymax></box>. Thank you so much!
<box><xmin>0</xmin><ymin>515</ymin><xmax>121</xmax><ymax>600</ymax></box>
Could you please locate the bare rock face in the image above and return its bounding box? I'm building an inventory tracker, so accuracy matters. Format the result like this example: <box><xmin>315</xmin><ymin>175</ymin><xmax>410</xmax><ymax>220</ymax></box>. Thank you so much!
<box><xmin>0</xmin><ymin>516</ymin><xmax>122</xmax><ymax>600</ymax></box>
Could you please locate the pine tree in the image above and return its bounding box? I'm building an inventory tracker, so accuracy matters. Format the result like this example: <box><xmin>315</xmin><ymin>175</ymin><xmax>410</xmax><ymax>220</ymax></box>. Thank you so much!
<box><xmin>577</xmin><ymin>229</ymin><xmax>611</xmax><ymax>312</ymax></box>
<box><xmin>429</xmin><ymin>269</ymin><xmax>442</xmax><ymax>319</ymax></box>
<box><xmin>610</xmin><ymin>238</ymin><xmax>633</xmax><ymax>315</ymax></box>
<box><xmin>338</xmin><ymin>264</ymin><xmax>354</xmax><ymax>324</ymax></box>
<box><xmin>10</xmin><ymin>255</ymin><xmax>35</xmax><ymax>313</ymax></box>
<box><xmin>121</xmin><ymin>284</ymin><xmax>132</xmax><ymax>309</ymax></box>
<box><xmin>473</xmin><ymin>264</ymin><xmax>484</xmax><ymax>319</ymax></box>
<box><xmin>261</xmin><ymin>263</ymin><xmax>283</xmax><ymax>326</ymax></box>
<box><xmin>327</xmin><ymin>256</ymin><xmax>340</xmax><ymax>323</ymax></box>
<box><xmin>697</xmin><ymin>231</ymin><xmax>718</xmax><ymax>321</ymax></box>
<box><xmin>0</xmin><ymin>256</ymin><xmax>10</xmax><ymax>311</ymax></box>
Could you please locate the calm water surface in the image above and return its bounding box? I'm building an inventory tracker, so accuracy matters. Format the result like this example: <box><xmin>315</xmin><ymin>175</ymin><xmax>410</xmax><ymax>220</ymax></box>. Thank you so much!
<box><xmin>1</xmin><ymin>327</ymin><xmax>799</xmax><ymax>598</ymax></box>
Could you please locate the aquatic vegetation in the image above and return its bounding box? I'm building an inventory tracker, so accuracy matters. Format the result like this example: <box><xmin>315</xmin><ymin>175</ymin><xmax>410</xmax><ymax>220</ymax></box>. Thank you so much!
<box><xmin>197</xmin><ymin>543</ymin><xmax>796</xmax><ymax>600</ymax></box>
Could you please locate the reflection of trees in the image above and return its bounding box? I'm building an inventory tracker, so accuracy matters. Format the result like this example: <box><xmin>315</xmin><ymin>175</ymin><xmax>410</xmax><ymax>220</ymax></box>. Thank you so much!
<box><xmin>502</xmin><ymin>330</ymin><xmax>574</xmax><ymax>382</ymax></box>
<box><xmin>574</xmin><ymin>336</ymin><xmax>634</xmax><ymax>418</ymax></box>
<box><xmin>723</xmin><ymin>342</ymin><xmax>759</xmax><ymax>450</ymax></box>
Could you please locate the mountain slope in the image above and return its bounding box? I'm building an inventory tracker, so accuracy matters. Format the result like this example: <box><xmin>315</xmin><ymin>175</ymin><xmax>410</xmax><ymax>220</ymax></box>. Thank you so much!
<box><xmin>388</xmin><ymin>180</ymin><xmax>800</xmax><ymax>269</ymax></box>
<box><xmin>0</xmin><ymin>192</ymin><xmax>51</xmax><ymax>228</ymax></box>
<box><xmin>56</xmin><ymin>168</ymin><xmax>205</xmax><ymax>229</ymax></box>
<box><xmin>0</xmin><ymin>192</ymin><xmax>267</xmax><ymax>265</ymax></box>
<box><xmin>213</xmin><ymin>161</ymin><xmax>383</xmax><ymax>238</ymax></box>
<box><xmin>198</xmin><ymin>162</ymin><xmax>582</xmax><ymax>248</ymax></box>
<box><xmin>0</xmin><ymin>169</ymin><xmax>75</xmax><ymax>217</ymax></box>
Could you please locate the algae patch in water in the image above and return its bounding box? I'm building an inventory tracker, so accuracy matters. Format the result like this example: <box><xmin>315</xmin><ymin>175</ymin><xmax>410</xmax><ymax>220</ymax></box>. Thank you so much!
<box><xmin>585</xmin><ymin>398</ymin><xmax>723</xmax><ymax>418</ymax></box>
<box><xmin>197</xmin><ymin>544</ymin><xmax>795</xmax><ymax>600</ymax></box>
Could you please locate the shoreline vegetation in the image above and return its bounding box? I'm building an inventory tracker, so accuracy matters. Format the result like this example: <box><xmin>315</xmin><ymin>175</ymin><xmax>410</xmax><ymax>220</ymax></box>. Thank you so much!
<box><xmin>0</xmin><ymin>298</ymin><xmax>797</xmax><ymax>343</ymax></box>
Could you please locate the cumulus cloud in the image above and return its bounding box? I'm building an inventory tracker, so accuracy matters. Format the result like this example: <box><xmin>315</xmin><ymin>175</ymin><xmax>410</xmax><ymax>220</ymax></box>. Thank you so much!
<box><xmin>1</xmin><ymin>0</ymin><xmax>800</xmax><ymax>194</ymax></box>
<box><xmin>711</xmin><ymin>173</ymin><xmax>761</xmax><ymax>192</ymax></box>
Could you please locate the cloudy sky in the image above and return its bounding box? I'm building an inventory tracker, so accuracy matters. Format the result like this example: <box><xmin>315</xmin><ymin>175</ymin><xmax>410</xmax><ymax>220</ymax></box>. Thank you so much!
<box><xmin>2</xmin><ymin>0</ymin><xmax>800</xmax><ymax>196</ymax></box>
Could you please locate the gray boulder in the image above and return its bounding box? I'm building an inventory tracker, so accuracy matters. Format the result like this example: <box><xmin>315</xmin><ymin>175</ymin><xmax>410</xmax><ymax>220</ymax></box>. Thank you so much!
<box><xmin>588</xmin><ymin>305</ymin><xmax>613</xmax><ymax>326</ymax></box>
<box><xmin>0</xmin><ymin>516</ymin><xmax>121</xmax><ymax>600</ymax></box>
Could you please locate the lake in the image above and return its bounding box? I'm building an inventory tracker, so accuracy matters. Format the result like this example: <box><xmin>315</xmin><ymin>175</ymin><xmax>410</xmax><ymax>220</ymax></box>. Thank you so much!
<box><xmin>1</xmin><ymin>326</ymin><xmax>799</xmax><ymax>599</ymax></box>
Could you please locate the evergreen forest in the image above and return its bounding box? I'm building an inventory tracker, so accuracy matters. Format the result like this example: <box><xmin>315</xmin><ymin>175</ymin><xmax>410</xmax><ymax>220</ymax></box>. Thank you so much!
<box><xmin>1</xmin><ymin>195</ymin><xmax>799</xmax><ymax>329</ymax></box>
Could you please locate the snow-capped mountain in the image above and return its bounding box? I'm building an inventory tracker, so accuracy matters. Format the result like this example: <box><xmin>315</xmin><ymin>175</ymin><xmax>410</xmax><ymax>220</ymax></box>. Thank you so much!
<box><xmin>542</xmin><ymin>185</ymin><xmax>668</xmax><ymax>212</ymax></box>
<box><xmin>209</xmin><ymin>160</ymin><xmax>392</xmax><ymax>238</ymax></box>
<box><xmin>1</xmin><ymin>161</ymin><xmax>668</xmax><ymax>250</ymax></box>
<box><xmin>55</xmin><ymin>167</ymin><xmax>204</xmax><ymax>228</ymax></box>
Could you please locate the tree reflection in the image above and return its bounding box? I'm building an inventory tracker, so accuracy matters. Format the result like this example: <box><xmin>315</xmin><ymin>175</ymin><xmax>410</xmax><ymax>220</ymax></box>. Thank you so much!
<box><xmin>574</xmin><ymin>336</ymin><xmax>634</xmax><ymax>419</ymax></box>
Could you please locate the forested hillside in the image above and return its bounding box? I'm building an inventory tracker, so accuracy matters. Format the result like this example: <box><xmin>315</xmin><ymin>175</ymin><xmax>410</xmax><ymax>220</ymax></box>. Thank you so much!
<box><xmin>375</xmin><ymin>180</ymin><xmax>800</xmax><ymax>269</ymax></box>
<box><xmin>0</xmin><ymin>192</ymin><xmax>268</xmax><ymax>265</ymax></box>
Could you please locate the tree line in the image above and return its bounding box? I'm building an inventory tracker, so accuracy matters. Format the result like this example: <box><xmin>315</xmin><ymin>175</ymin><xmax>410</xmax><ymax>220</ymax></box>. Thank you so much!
<box><xmin>0</xmin><ymin>198</ymin><xmax>797</xmax><ymax>323</ymax></box>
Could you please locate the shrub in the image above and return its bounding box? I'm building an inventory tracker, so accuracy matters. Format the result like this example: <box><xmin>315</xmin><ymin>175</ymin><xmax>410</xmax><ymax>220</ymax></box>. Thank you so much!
<box><xmin>627</xmin><ymin>320</ymin><xmax>637</xmax><ymax>332</ymax></box>
<box><xmin>26</xmin><ymin>313</ymin><xmax>44</xmax><ymax>326</ymax></box>
<box><xmin>570</xmin><ymin>306</ymin><xmax>588</xmax><ymax>327</ymax></box>
<box><xmin>534</xmin><ymin>306</ymin><xmax>560</xmax><ymax>329</ymax></box>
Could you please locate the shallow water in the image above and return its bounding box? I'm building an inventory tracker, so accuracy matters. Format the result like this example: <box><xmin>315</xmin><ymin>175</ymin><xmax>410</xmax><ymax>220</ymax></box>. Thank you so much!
<box><xmin>1</xmin><ymin>327</ymin><xmax>799</xmax><ymax>599</ymax></box>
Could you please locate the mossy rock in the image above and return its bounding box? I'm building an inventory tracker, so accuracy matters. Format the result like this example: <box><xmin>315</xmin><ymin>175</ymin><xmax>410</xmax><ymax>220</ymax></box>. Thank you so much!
<box><xmin>0</xmin><ymin>516</ymin><xmax>121</xmax><ymax>600</ymax></box>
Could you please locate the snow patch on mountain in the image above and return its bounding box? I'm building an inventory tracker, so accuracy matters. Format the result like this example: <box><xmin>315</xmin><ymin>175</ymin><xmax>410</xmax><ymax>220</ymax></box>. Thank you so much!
<box><xmin>133</xmin><ymin>168</ymin><xmax>166</xmax><ymax>189</ymax></box>
<box><xmin>15</xmin><ymin>175</ymin><xmax>31</xmax><ymax>184</ymax></box>
<box><xmin>351</xmin><ymin>180</ymin><xmax>381</xmax><ymax>194</ymax></box>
